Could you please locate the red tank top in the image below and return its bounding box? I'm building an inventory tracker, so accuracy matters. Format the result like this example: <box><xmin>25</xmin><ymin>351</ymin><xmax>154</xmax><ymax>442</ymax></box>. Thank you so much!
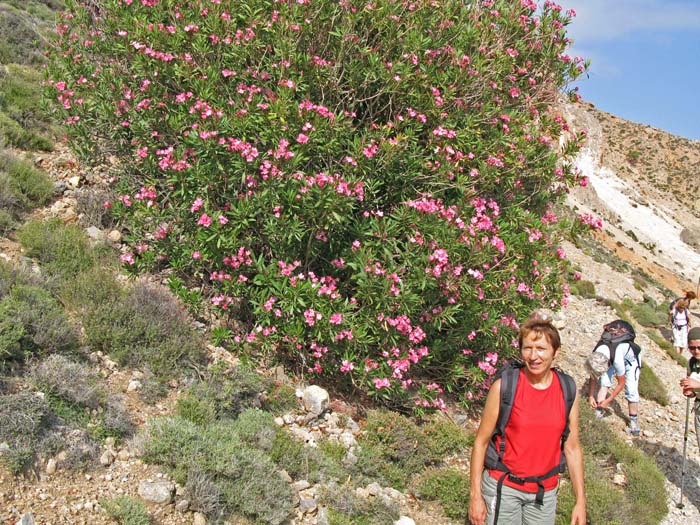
<box><xmin>487</xmin><ymin>370</ymin><xmax>566</xmax><ymax>492</ymax></box>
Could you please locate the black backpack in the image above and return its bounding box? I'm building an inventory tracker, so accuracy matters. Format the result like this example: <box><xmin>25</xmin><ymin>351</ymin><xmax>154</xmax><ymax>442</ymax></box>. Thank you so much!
<box><xmin>594</xmin><ymin>319</ymin><xmax>642</xmax><ymax>370</ymax></box>
<box><xmin>484</xmin><ymin>361</ymin><xmax>576</xmax><ymax>523</ymax></box>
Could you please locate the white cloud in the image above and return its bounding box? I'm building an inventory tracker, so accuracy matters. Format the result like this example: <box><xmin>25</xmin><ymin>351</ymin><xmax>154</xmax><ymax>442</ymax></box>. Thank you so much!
<box><xmin>564</xmin><ymin>0</ymin><xmax>700</xmax><ymax>42</ymax></box>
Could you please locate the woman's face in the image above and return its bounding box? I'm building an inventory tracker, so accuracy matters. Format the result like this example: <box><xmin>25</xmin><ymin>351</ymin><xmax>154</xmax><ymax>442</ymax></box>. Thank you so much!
<box><xmin>520</xmin><ymin>330</ymin><xmax>560</xmax><ymax>378</ymax></box>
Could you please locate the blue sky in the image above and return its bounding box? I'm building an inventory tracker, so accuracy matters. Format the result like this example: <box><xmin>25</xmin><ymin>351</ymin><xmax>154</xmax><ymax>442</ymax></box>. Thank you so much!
<box><xmin>563</xmin><ymin>0</ymin><xmax>700</xmax><ymax>141</ymax></box>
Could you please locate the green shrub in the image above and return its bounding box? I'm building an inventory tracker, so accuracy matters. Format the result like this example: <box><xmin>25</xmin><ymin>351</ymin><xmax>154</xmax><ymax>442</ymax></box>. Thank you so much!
<box><xmin>0</xmin><ymin>6</ymin><xmax>48</xmax><ymax>65</ymax></box>
<box><xmin>49</xmin><ymin>0</ymin><xmax>588</xmax><ymax>409</ymax></box>
<box><xmin>141</xmin><ymin>417</ymin><xmax>294</xmax><ymax>524</ymax></box>
<box><xmin>0</xmin><ymin>64</ymin><xmax>54</xmax><ymax>144</ymax></box>
<box><xmin>0</xmin><ymin>208</ymin><xmax>15</xmax><ymax>233</ymax></box>
<box><xmin>75</xmin><ymin>187</ymin><xmax>114</xmax><ymax>229</ymax></box>
<box><xmin>81</xmin><ymin>280</ymin><xmax>204</xmax><ymax>378</ymax></box>
<box><xmin>17</xmin><ymin>219</ymin><xmax>100</xmax><ymax>282</ymax></box>
<box><xmin>29</xmin><ymin>354</ymin><xmax>105</xmax><ymax>409</ymax></box>
<box><xmin>421</xmin><ymin>417</ymin><xmax>472</xmax><ymax>459</ymax></box>
<box><xmin>269</xmin><ymin>429</ymin><xmax>323</xmax><ymax>482</ymax></box>
<box><xmin>176</xmin><ymin>366</ymin><xmax>267</xmax><ymax>421</ymax></box>
<box><xmin>60</xmin><ymin>265</ymin><xmax>123</xmax><ymax>309</ymax></box>
<box><xmin>558</xmin><ymin>403</ymin><xmax>667</xmax><ymax>525</ymax></box>
<box><xmin>93</xmin><ymin>397</ymin><xmax>134</xmax><ymax>440</ymax></box>
<box><xmin>321</xmin><ymin>484</ymin><xmax>400</xmax><ymax>525</ymax></box>
<box><xmin>556</xmin><ymin>455</ymin><xmax>629</xmax><ymax>525</ymax></box>
<box><xmin>100</xmin><ymin>495</ymin><xmax>151</xmax><ymax>525</ymax></box>
<box><xmin>645</xmin><ymin>329</ymin><xmax>687</xmax><ymax>368</ymax></box>
<box><xmin>0</xmin><ymin>111</ymin><xmax>52</xmax><ymax>150</ymax></box>
<box><xmin>568</xmin><ymin>279</ymin><xmax>596</xmax><ymax>299</ymax></box>
<box><xmin>355</xmin><ymin>409</ymin><xmax>432</xmax><ymax>489</ymax></box>
<box><xmin>175</xmin><ymin>391</ymin><xmax>216</xmax><ymax>427</ymax></box>
<box><xmin>229</xmin><ymin>408</ymin><xmax>277</xmax><ymax>451</ymax></box>
<box><xmin>0</xmin><ymin>152</ymin><xmax>54</xmax><ymax>205</ymax></box>
<box><xmin>185</xmin><ymin>469</ymin><xmax>223</xmax><ymax>517</ymax></box>
<box><xmin>621</xmin><ymin>297</ymin><xmax>667</xmax><ymax>328</ymax></box>
<box><xmin>639</xmin><ymin>366</ymin><xmax>669</xmax><ymax>406</ymax></box>
<box><xmin>0</xmin><ymin>284</ymin><xmax>79</xmax><ymax>364</ymax></box>
<box><xmin>414</xmin><ymin>467</ymin><xmax>469</xmax><ymax>520</ymax></box>
<box><xmin>264</xmin><ymin>382</ymin><xmax>299</xmax><ymax>415</ymax></box>
<box><xmin>0</xmin><ymin>391</ymin><xmax>51</xmax><ymax>474</ymax></box>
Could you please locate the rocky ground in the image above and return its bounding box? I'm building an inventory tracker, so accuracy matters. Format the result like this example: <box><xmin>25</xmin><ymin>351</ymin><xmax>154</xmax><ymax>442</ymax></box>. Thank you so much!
<box><xmin>3</xmin><ymin>114</ymin><xmax>700</xmax><ymax>524</ymax></box>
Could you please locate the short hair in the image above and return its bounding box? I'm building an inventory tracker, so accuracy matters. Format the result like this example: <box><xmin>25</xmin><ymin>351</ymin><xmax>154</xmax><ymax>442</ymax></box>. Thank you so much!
<box><xmin>518</xmin><ymin>312</ymin><xmax>561</xmax><ymax>350</ymax></box>
<box><xmin>685</xmin><ymin>291</ymin><xmax>697</xmax><ymax>301</ymax></box>
<box><xmin>677</xmin><ymin>299</ymin><xmax>688</xmax><ymax>310</ymax></box>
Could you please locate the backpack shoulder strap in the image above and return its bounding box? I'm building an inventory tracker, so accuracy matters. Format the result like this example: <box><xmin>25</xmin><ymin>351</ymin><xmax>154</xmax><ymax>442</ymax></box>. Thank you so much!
<box><xmin>495</xmin><ymin>364</ymin><xmax>521</xmax><ymax>437</ymax></box>
<box><xmin>690</xmin><ymin>357</ymin><xmax>700</xmax><ymax>375</ymax></box>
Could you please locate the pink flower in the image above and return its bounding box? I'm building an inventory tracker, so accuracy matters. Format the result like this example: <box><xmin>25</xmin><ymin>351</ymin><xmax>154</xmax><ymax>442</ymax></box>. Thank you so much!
<box><xmin>329</xmin><ymin>313</ymin><xmax>343</xmax><ymax>325</ymax></box>
<box><xmin>197</xmin><ymin>213</ymin><xmax>212</xmax><ymax>227</ymax></box>
<box><xmin>296</xmin><ymin>133</ymin><xmax>309</xmax><ymax>144</ymax></box>
<box><xmin>304</xmin><ymin>309</ymin><xmax>322</xmax><ymax>326</ymax></box>
<box><xmin>192</xmin><ymin>251</ymin><xmax>201</xmax><ymax>259</ymax></box>
<box><xmin>340</xmin><ymin>360</ymin><xmax>354</xmax><ymax>373</ymax></box>
<box><xmin>190</xmin><ymin>197</ymin><xmax>204</xmax><ymax>213</ymax></box>
<box><xmin>119</xmin><ymin>253</ymin><xmax>135</xmax><ymax>265</ymax></box>
<box><xmin>373</xmin><ymin>377</ymin><xmax>391</xmax><ymax>389</ymax></box>
<box><xmin>218</xmin><ymin>215</ymin><xmax>229</xmax><ymax>225</ymax></box>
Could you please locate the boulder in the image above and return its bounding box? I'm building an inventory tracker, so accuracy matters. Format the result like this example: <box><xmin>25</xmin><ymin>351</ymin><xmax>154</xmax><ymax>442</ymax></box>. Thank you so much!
<box><xmin>138</xmin><ymin>480</ymin><xmax>175</xmax><ymax>504</ymax></box>
<box><xmin>302</xmin><ymin>385</ymin><xmax>329</xmax><ymax>415</ymax></box>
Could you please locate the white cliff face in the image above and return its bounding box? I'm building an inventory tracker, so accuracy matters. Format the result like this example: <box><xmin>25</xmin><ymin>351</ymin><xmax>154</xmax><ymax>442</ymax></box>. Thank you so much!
<box><xmin>563</xmin><ymin>102</ymin><xmax>700</xmax><ymax>285</ymax></box>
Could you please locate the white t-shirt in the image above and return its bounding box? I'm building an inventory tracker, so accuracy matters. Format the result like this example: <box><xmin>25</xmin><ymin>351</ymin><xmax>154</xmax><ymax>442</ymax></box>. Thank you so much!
<box><xmin>594</xmin><ymin>342</ymin><xmax>635</xmax><ymax>377</ymax></box>
<box><xmin>689</xmin><ymin>372</ymin><xmax>700</xmax><ymax>397</ymax></box>
<box><xmin>673</xmin><ymin>309</ymin><xmax>689</xmax><ymax>327</ymax></box>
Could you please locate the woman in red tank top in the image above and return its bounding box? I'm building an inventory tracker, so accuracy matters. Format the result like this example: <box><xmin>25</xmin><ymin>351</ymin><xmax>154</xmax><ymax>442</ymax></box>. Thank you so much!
<box><xmin>468</xmin><ymin>313</ymin><xmax>586</xmax><ymax>525</ymax></box>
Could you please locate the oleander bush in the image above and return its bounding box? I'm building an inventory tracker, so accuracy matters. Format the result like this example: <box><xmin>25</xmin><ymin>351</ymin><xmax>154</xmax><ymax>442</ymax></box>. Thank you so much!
<box><xmin>47</xmin><ymin>0</ymin><xmax>591</xmax><ymax>408</ymax></box>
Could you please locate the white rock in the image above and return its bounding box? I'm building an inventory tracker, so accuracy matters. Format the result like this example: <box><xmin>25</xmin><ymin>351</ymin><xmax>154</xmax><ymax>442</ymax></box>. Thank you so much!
<box><xmin>138</xmin><ymin>480</ymin><xmax>175</xmax><ymax>504</ymax></box>
<box><xmin>367</xmin><ymin>482</ymin><xmax>382</xmax><ymax>496</ymax></box>
<box><xmin>302</xmin><ymin>385</ymin><xmax>329</xmax><ymax>415</ymax></box>
<box><xmin>394</xmin><ymin>517</ymin><xmax>416</xmax><ymax>525</ymax></box>
<box><xmin>293</xmin><ymin>480</ymin><xmax>311</xmax><ymax>491</ymax></box>
<box><xmin>127</xmin><ymin>380</ymin><xmax>143</xmax><ymax>392</ymax></box>
<box><xmin>67</xmin><ymin>176</ymin><xmax>81</xmax><ymax>188</ymax></box>
<box><xmin>16</xmin><ymin>513</ymin><xmax>35</xmax><ymax>525</ymax></box>
<box><xmin>99</xmin><ymin>450</ymin><xmax>115</xmax><ymax>466</ymax></box>
<box><xmin>299</xmin><ymin>498</ymin><xmax>318</xmax><ymax>514</ymax></box>
<box><xmin>85</xmin><ymin>226</ymin><xmax>106</xmax><ymax>242</ymax></box>
<box><xmin>107</xmin><ymin>230</ymin><xmax>122</xmax><ymax>242</ymax></box>
<box><xmin>193</xmin><ymin>512</ymin><xmax>207</xmax><ymax>525</ymax></box>
<box><xmin>339</xmin><ymin>431</ymin><xmax>356</xmax><ymax>447</ymax></box>
<box><xmin>46</xmin><ymin>458</ymin><xmax>57</xmax><ymax>475</ymax></box>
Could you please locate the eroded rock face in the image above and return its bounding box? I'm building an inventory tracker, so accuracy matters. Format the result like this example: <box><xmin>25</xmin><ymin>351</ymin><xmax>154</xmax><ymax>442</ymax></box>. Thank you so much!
<box><xmin>681</xmin><ymin>227</ymin><xmax>700</xmax><ymax>250</ymax></box>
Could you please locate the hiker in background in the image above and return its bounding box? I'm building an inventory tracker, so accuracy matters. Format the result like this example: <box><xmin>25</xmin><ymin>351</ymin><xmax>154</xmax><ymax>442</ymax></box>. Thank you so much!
<box><xmin>669</xmin><ymin>290</ymin><xmax>697</xmax><ymax>315</ymax></box>
<box><xmin>469</xmin><ymin>313</ymin><xmax>586</xmax><ymax>525</ymax></box>
<box><xmin>587</xmin><ymin>319</ymin><xmax>643</xmax><ymax>436</ymax></box>
<box><xmin>679</xmin><ymin>327</ymin><xmax>700</xmax><ymax>450</ymax></box>
<box><xmin>671</xmin><ymin>298</ymin><xmax>692</xmax><ymax>355</ymax></box>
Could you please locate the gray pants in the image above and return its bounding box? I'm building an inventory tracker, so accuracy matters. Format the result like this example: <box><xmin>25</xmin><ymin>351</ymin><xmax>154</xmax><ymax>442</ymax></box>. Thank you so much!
<box><xmin>481</xmin><ymin>471</ymin><xmax>558</xmax><ymax>525</ymax></box>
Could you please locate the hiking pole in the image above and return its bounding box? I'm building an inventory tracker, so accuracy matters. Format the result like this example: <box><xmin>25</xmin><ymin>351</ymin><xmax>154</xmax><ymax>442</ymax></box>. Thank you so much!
<box><xmin>678</xmin><ymin>396</ymin><xmax>691</xmax><ymax>509</ymax></box>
